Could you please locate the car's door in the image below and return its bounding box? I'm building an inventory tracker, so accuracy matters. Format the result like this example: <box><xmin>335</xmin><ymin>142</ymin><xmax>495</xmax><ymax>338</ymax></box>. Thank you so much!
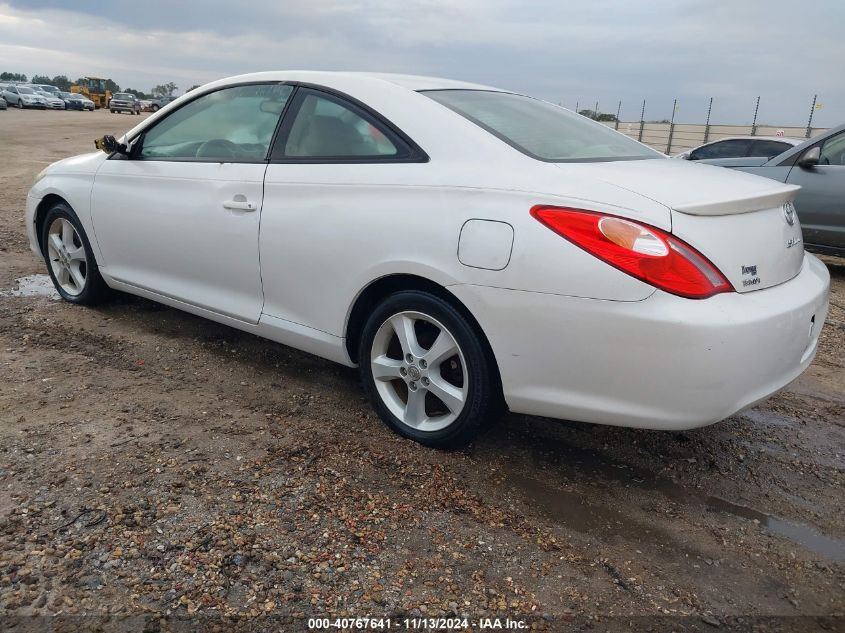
<box><xmin>90</xmin><ymin>82</ymin><xmax>293</xmax><ymax>323</ymax></box>
<box><xmin>785</xmin><ymin>130</ymin><xmax>845</xmax><ymax>250</ymax></box>
<box><xmin>260</xmin><ymin>86</ymin><xmax>428</xmax><ymax>335</ymax></box>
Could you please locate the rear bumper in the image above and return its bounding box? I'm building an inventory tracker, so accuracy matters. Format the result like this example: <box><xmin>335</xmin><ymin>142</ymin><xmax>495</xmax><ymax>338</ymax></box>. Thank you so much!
<box><xmin>450</xmin><ymin>254</ymin><xmax>830</xmax><ymax>430</ymax></box>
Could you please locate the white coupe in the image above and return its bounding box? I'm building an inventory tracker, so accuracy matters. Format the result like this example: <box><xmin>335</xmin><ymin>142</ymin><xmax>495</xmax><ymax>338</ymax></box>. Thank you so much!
<box><xmin>26</xmin><ymin>72</ymin><xmax>830</xmax><ymax>447</ymax></box>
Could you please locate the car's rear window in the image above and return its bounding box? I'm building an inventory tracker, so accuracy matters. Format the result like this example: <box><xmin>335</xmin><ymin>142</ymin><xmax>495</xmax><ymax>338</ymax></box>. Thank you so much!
<box><xmin>422</xmin><ymin>89</ymin><xmax>662</xmax><ymax>163</ymax></box>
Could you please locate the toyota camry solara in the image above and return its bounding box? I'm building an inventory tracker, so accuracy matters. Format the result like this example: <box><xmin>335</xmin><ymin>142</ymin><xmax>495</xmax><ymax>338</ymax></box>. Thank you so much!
<box><xmin>26</xmin><ymin>72</ymin><xmax>830</xmax><ymax>447</ymax></box>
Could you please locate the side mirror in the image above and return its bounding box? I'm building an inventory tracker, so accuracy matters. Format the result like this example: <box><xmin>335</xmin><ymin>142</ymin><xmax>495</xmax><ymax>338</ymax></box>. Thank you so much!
<box><xmin>797</xmin><ymin>146</ymin><xmax>820</xmax><ymax>169</ymax></box>
<box><xmin>94</xmin><ymin>135</ymin><xmax>127</xmax><ymax>155</ymax></box>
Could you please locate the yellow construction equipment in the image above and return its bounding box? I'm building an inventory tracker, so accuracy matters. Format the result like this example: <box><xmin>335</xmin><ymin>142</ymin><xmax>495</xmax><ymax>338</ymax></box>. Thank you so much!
<box><xmin>70</xmin><ymin>77</ymin><xmax>112</xmax><ymax>109</ymax></box>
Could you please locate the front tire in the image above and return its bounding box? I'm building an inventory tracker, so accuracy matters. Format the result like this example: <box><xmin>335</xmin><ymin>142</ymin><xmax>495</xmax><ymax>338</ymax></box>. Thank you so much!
<box><xmin>41</xmin><ymin>203</ymin><xmax>110</xmax><ymax>305</ymax></box>
<box><xmin>359</xmin><ymin>291</ymin><xmax>501</xmax><ymax>448</ymax></box>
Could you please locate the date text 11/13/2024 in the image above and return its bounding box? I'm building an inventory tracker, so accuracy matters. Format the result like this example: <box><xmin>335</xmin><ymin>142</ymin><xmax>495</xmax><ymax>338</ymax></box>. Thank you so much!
<box><xmin>308</xmin><ymin>616</ymin><xmax>530</xmax><ymax>629</ymax></box>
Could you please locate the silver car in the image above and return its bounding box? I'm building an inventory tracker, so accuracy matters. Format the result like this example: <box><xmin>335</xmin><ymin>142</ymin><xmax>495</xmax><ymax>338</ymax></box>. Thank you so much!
<box><xmin>0</xmin><ymin>84</ymin><xmax>47</xmax><ymax>109</ymax></box>
<box><xmin>32</xmin><ymin>88</ymin><xmax>66</xmax><ymax>110</ymax></box>
<box><xmin>698</xmin><ymin>125</ymin><xmax>845</xmax><ymax>256</ymax></box>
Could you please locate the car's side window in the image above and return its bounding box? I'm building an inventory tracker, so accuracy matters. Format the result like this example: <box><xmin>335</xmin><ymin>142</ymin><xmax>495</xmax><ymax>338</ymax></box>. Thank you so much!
<box><xmin>690</xmin><ymin>139</ymin><xmax>751</xmax><ymax>160</ymax></box>
<box><xmin>750</xmin><ymin>140</ymin><xmax>791</xmax><ymax>159</ymax></box>
<box><xmin>819</xmin><ymin>132</ymin><xmax>845</xmax><ymax>166</ymax></box>
<box><xmin>137</xmin><ymin>84</ymin><xmax>293</xmax><ymax>162</ymax></box>
<box><xmin>275</xmin><ymin>89</ymin><xmax>406</xmax><ymax>159</ymax></box>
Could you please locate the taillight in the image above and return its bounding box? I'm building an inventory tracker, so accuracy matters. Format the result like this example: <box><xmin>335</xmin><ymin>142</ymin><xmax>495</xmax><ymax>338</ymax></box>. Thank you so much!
<box><xmin>530</xmin><ymin>206</ymin><xmax>733</xmax><ymax>299</ymax></box>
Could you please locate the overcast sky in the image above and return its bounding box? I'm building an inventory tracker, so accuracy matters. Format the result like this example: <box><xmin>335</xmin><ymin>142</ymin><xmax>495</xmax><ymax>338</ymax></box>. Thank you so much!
<box><xmin>1</xmin><ymin>0</ymin><xmax>841</xmax><ymax>126</ymax></box>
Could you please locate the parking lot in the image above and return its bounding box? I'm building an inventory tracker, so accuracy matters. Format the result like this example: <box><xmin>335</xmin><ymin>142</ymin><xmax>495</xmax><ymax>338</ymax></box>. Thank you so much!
<box><xmin>0</xmin><ymin>109</ymin><xmax>843</xmax><ymax>629</ymax></box>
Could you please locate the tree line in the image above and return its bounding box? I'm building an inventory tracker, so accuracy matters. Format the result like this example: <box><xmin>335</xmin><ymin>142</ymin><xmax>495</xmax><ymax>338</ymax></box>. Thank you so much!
<box><xmin>1</xmin><ymin>72</ymin><xmax>199</xmax><ymax>99</ymax></box>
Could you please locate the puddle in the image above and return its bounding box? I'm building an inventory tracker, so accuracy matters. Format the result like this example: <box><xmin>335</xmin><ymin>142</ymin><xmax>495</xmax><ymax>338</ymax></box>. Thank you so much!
<box><xmin>704</xmin><ymin>496</ymin><xmax>845</xmax><ymax>561</ymax></box>
<box><xmin>0</xmin><ymin>274</ymin><xmax>59</xmax><ymax>300</ymax></box>
<box><xmin>499</xmin><ymin>432</ymin><xmax>845</xmax><ymax>562</ymax></box>
<box><xmin>508</xmin><ymin>472</ymin><xmax>684</xmax><ymax>553</ymax></box>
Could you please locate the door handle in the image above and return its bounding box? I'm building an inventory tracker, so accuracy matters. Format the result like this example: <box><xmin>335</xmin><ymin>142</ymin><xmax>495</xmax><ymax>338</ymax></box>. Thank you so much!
<box><xmin>222</xmin><ymin>199</ymin><xmax>257</xmax><ymax>212</ymax></box>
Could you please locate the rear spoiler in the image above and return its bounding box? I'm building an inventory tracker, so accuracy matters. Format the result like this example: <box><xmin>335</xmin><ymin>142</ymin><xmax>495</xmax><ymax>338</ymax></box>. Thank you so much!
<box><xmin>672</xmin><ymin>184</ymin><xmax>800</xmax><ymax>216</ymax></box>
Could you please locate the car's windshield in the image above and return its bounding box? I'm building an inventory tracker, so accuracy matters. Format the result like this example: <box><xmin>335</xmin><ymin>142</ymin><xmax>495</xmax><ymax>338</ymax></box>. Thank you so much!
<box><xmin>114</xmin><ymin>93</ymin><xmax>132</xmax><ymax>100</ymax></box>
<box><xmin>18</xmin><ymin>87</ymin><xmax>35</xmax><ymax>94</ymax></box>
<box><xmin>423</xmin><ymin>90</ymin><xmax>662</xmax><ymax>163</ymax></box>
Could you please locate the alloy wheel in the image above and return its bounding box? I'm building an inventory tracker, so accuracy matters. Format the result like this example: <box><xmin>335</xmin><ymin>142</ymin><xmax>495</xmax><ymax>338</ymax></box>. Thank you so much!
<box><xmin>46</xmin><ymin>217</ymin><xmax>87</xmax><ymax>296</ymax></box>
<box><xmin>370</xmin><ymin>311</ymin><xmax>468</xmax><ymax>432</ymax></box>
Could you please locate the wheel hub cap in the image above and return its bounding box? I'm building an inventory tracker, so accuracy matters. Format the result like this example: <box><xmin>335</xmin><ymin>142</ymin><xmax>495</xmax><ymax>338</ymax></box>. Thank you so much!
<box><xmin>46</xmin><ymin>217</ymin><xmax>87</xmax><ymax>297</ymax></box>
<box><xmin>370</xmin><ymin>311</ymin><xmax>468</xmax><ymax>432</ymax></box>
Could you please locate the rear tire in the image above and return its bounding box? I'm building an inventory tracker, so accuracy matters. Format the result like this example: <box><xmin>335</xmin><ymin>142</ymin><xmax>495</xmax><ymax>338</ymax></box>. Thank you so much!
<box><xmin>359</xmin><ymin>291</ymin><xmax>501</xmax><ymax>448</ymax></box>
<box><xmin>40</xmin><ymin>202</ymin><xmax>110</xmax><ymax>305</ymax></box>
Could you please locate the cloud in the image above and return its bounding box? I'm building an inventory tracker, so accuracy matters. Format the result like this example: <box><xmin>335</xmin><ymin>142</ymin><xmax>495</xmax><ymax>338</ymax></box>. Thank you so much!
<box><xmin>0</xmin><ymin>0</ymin><xmax>842</xmax><ymax>126</ymax></box>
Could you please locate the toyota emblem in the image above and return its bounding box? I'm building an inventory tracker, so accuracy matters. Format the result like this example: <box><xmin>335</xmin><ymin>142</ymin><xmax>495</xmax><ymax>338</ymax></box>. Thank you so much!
<box><xmin>783</xmin><ymin>201</ymin><xmax>796</xmax><ymax>226</ymax></box>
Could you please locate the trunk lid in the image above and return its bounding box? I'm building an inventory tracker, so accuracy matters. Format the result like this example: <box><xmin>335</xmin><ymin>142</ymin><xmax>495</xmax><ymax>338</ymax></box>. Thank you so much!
<box><xmin>557</xmin><ymin>159</ymin><xmax>805</xmax><ymax>292</ymax></box>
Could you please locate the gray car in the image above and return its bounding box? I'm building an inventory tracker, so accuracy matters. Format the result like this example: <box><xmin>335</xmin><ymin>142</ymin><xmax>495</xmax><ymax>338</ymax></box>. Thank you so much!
<box><xmin>109</xmin><ymin>92</ymin><xmax>141</xmax><ymax>115</ymax></box>
<box><xmin>149</xmin><ymin>95</ymin><xmax>178</xmax><ymax>111</ymax></box>
<box><xmin>697</xmin><ymin>124</ymin><xmax>845</xmax><ymax>256</ymax></box>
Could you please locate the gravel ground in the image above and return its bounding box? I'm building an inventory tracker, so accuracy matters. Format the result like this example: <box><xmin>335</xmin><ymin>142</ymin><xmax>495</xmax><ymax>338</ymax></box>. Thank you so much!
<box><xmin>0</xmin><ymin>110</ymin><xmax>843</xmax><ymax>632</ymax></box>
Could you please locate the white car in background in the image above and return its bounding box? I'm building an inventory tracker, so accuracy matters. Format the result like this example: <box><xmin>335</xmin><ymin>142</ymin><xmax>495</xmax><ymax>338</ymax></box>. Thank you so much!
<box><xmin>25</xmin><ymin>72</ymin><xmax>830</xmax><ymax>447</ymax></box>
<box><xmin>32</xmin><ymin>88</ymin><xmax>66</xmax><ymax>110</ymax></box>
<box><xmin>675</xmin><ymin>136</ymin><xmax>803</xmax><ymax>161</ymax></box>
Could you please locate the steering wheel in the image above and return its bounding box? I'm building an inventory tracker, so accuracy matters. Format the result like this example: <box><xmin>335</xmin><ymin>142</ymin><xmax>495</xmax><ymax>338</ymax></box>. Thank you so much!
<box><xmin>195</xmin><ymin>138</ymin><xmax>240</xmax><ymax>159</ymax></box>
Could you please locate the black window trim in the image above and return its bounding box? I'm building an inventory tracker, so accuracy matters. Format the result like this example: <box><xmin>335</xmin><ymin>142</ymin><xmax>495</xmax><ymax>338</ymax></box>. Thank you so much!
<box><xmin>267</xmin><ymin>83</ymin><xmax>429</xmax><ymax>164</ymax></box>
<box><xmin>119</xmin><ymin>80</ymin><xmax>298</xmax><ymax>164</ymax></box>
<box><xmin>118</xmin><ymin>80</ymin><xmax>428</xmax><ymax>165</ymax></box>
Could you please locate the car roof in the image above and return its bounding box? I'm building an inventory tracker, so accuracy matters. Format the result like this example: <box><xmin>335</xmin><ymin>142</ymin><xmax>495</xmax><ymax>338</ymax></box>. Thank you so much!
<box><xmin>205</xmin><ymin>70</ymin><xmax>505</xmax><ymax>93</ymax></box>
<box><xmin>704</xmin><ymin>135</ymin><xmax>803</xmax><ymax>144</ymax></box>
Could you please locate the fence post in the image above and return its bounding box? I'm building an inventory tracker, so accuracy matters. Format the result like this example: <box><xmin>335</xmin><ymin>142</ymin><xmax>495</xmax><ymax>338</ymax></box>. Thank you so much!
<box><xmin>806</xmin><ymin>94</ymin><xmax>817</xmax><ymax>138</ymax></box>
<box><xmin>751</xmin><ymin>96</ymin><xmax>760</xmax><ymax>135</ymax></box>
<box><xmin>594</xmin><ymin>101</ymin><xmax>599</xmax><ymax>121</ymax></box>
<box><xmin>638</xmin><ymin>100</ymin><xmax>645</xmax><ymax>142</ymax></box>
<box><xmin>704</xmin><ymin>97</ymin><xmax>713</xmax><ymax>143</ymax></box>
<box><xmin>666</xmin><ymin>99</ymin><xmax>677</xmax><ymax>154</ymax></box>
<box><xmin>615</xmin><ymin>100</ymin><xmax>621</xmax><ymax>130</ymax></box>
<box><xmin>575</xmin><ymin>101</ymin><xmax>579</xmax><ymax>115</ymax></box>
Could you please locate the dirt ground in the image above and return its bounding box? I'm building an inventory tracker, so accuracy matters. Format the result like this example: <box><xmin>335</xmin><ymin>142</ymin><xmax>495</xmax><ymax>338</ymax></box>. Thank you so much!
<box><xmin>0</xmin><ymin>109</ymin><xmax>843</xmax><ymax>632</ymax></box>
